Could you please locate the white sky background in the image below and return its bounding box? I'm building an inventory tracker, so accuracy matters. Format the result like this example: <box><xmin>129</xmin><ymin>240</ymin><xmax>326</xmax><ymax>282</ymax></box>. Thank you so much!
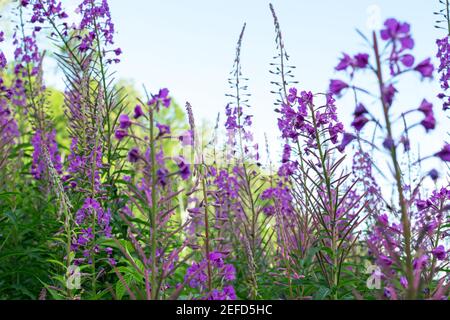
<box><xmin>104</xmin><ymin>0</ymin><xmax>447</xmax><ymax>190</ymax></box>
<box><xmin>1</xmin><ymin>0</ymin><xmax>448</xmax><ymax>194</ymax></box>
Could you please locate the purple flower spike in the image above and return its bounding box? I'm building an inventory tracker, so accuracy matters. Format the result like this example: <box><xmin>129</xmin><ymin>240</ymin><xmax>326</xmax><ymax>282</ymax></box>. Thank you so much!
<box><xmin>281</xmin><ymin>144</ymin><xmax>291</xmax><ymax>163</ymax></box>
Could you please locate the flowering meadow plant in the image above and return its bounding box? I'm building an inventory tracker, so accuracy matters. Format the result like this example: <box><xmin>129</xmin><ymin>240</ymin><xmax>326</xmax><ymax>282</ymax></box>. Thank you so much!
<box><xmin>0</xmin><ymin>0</ymin><xmax>448</xmax><ymax>301</ymax></box>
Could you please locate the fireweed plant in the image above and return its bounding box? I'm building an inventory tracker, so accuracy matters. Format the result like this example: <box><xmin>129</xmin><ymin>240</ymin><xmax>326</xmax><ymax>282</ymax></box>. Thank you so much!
<box><xmin>0</xmin><ymin>0</ymin><xmax>448</xmax><ymax>300</ymax></box>
<box><xmin>328</xmin><ymin>16</ymin><xmax>449</xmax><ymax>299</ymax></box>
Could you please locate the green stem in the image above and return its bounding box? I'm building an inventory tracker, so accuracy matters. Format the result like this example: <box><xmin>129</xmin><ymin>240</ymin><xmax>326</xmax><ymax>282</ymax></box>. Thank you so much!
<box><xmin>446</xmin><ymin>0</ymin><xmax>450</xmax><ymax>36</ymax></box>
<box><xmin>201</xmin><ymin>166</ymin><xmax>213</xmax><ymax>292</ymax></box>
<box><xmin>310</xmin><ymin>103</ymin><xmax>338</xmax><ymax>299</ymax></box>
<box><xmin>372</xmin><ymin>32</ymin><xmax>414</xmax><ymax>299</ymax></box>
<box><xmin>149</xmin><ymin>108</ymin><xmax>158</xmax><ymax>300</ymax></box>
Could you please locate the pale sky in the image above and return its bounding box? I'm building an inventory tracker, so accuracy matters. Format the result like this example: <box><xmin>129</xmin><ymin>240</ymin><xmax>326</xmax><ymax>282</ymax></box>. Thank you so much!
<box><xmin>106</xmin><ymin>0</ymin><xmax>446</xmax><ymax>180</ymax></box>
<box><xmin>2</xmin><ymin>0</ymin><xmax>448</xmax><ymax>188</ymax></box>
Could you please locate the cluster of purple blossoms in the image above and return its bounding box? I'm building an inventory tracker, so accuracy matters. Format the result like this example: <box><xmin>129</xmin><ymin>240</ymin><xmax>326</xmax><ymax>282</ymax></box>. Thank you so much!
<box><xmin>381</xmin><ymin>18</ymin><xmax>415</xmax><ymax>76</ymax></box>
<box><xmin>380</xmin><ymin>18</ymin><xmax>434</xmax><ymax>79</ymax></box>
<box><xmin>76</xmin><ymin>0</ymin><xmax>117</xmax><ymax>54</ymax></box>
<box><xmin>330</xmin><ymin>18</ymin><xmax>433</xmax><ymax>97</ymax></box>
<box><xmin>0</xmin><ymin>105</ymin><xmax>19</xmax><ymax>141</ymax></box>
<box><xmin>332</xmin><ymin>18</ymin><xmax>435</xmax><ymax>153</ymax></box>
<box><xmin>261</xmin><ymin>184</ymin><xmax>293</xmax><ymax>216</ymax></box>
<box><xmin>214</xmin><ymin>169</ymin><xmax>240</xmax><ymax>200</ymax></box>
<box><xmin>9</xmin><ymin>21</ymin><xmax>41</xmax><ymax>110</ymax></box>
<box><xmin>0</xmin><ymin>31</ymin><xmax>7</xmax><ymax>69</ymax></box>
<box><xmin>367</xmin><ymin>185</ymin><xmax>449</xmax><ymax>299</ymax></box>
<box><xmin>72</xmin><ymin>197</ymin><xmax>113</xmax><ymax>265</ymax></box>
<box><xmin>30</xmin><ymin>129</ymin><xmax>62</xmax><ymax>180</ymax></box>
<box><xmin>118</xmin><ymin>88</ymin><xmax>192</xmax><ymax>184</ymax></box>
<box><xmin>0</xmin><ymin>32</ymin><xmax>20</xmax><ymax>146</ymax></box>
<box><xmin>278</xmin><ymin>87</ymin><xmax>343</xmax><ymax>151</ymax></box>
<box><xmin>335</xmin><ymin>52</ymin><xmax>369</xmax><ymax>77</ymax></box>
<box><xmin>64</xmin><ymin>138</ymin><xmax>104</xmax><ymax>191</ymax></box>
<box><xmin>436</xmin><ymin>36</ymin><xmax>450</xmax><ymax>110</ymax></box>
<box><xmin>116</xmin><ymin>88</ymin><xmax>171</xmax><ymax>141</ymax></box>
<box><xmin>418</xmin><ymin>99</ymin><xmax>436</xmax><ymax>132</ymax></box>
<box><xmin>185</xmin><ymin>251</ymin><xmax>236</xmax><ymax>300</ymax></box>
<box><xmin>346</xmin><ymin>150</ymin><xmax>382</xmax><ymax>213</ymax></box>
<box><xmin>21</xmin><ymin>0</ymin><xmax>69</xmax><ymax>30</ymax></box>
<box><xmin>225</xmin><ymin>104</ymin><xmax>259</xmax><ymax>161</ymax></box>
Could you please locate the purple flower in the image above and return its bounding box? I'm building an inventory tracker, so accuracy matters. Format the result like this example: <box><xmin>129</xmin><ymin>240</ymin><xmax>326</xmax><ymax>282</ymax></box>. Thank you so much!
<box><xmin>134</xmin><ymin>105</ymin><xmax>144</xmax><ymax>119</ymax></box>
<box><xmin>354</xmin><ymin>103</ymin><xmax>368</xmax><ymax>117</ymax></box>
<box><xmin>431</xmin><ymin>245</ymin><xmax>446</xmax><ymax>261</ymax></box>
<box><xmin>337</xmin><ymin>133</ymin><xmax>355</xmax><ymax>153</ymax></box>
<box><xmin>329</xmin><ymin>79</ymin><xmax>349</xmax><ymax>96</ymax></box>
<box><xmin>380</xmin><ymin>18</ymin><xmax>414</xmax><ymax>50</ymax></box>
<box><xmin>414</xmin><ymin>58</ymin><xmax>434</xmax><ymax>78</ymax></box>
<box><xmin>128</xmin><ymin>148</ymin><xmax>140</xmax><ymax>163</ymax></box>
<box><xmin>351</xmin><ymin>115</ymin><xmax>369</xmax><ymax>132</ymax></box>
<box><xmin>278</xmin><ymin>161</ymin><xmax>298</xmax><ymax>177</ymax></box>
<box><xmin>421</xmin><ymin>113</ymin><xmax>436</xmax><ymax>132</ymax></box>
<box><xmin>31</xmin><ymin>129</ymin><xmax>62</xmax><ymax>180</ymax></box>
<box><xmin>382</xmin><ymin>84</ymin><xmax>397</xmax><ymax>107</ymax></box>
<box><xmin>354</xmin><ymin>53</ymin><xmax>369</xmax><ymax>68</ymax></box>
<box><xmin>416</xmin><ymin>199</ymin><xmax>430</xmax><ymax>211</ymax></box>
<box><xmin>119</xmin><ymin>114</ymin><xmax>132</xmax><ymax>129</ymax></box>
<box><xmin>77</xmin><ymin>0</ymin><xmax>116</xmax><ymax>50</ymax></box>
<box><xmin>222</xmin><ymin>264</ymin><xmax>236</xmax><ymax>281</ymax></box>
<box><xmin>437</xmin><ymin>37</ymin><xmax>450</xmax><ymax>102</ymax></box>
<box><xmin>382</xmin><ymin>137</ymin><xmax>395</xmax><ymax>150</ymax></box>
<box><xmin>378</xmin><ymin>214</ymin><xmax>389</xmax><ymax>226</ymax></box>
<box><xmin>400</xmin><ymin>54</ymin><xmax>415</xmax><ymax>67</ymax></box>
<box><xmin>179</xmin><ymin>130</ymin><xmax>194</xmax><ymax>146</ymax></box>
<box><xmin>148</xmin><ymin>88</ymin><xmax>171</xmax><ymax>109</ymax></box>
<box><xmin>176</xmin><ymin>157</ymin><xmax>191</xmax><ymax>180</ymax></box>
<box><xmin>429</xmin><ymin>169</ymin><xmax>439</xmax><ymax>181</ymax></box>
<box><xmin>418</xmin><ymin>99</ymin><xmax>433</xmax><ymax>114</ymax></box>
<box><xmin>401</xmin><ymin>136</ymin><xmax>410</xmax><ymax>152</ymax></box>
<box><xmin>400</xmin><ymin>276</ymin><xmax>408</xmax><ymax>289</ymax></box>
<box><xmin>156</xmin><ymin>123</ymin><xmax>171</xmax><ymax>136</ymax></box>
<box><xmin>114</xmin><ymin>129</ymin><xmax>128</xmax><ymax>141</ymax></box>
<box><xmin>157</xmin><ymin>167</ymin><xmax>169</xmax><ymax>187</ymax></box>
<box><xmin>413</xmin><ymin>255</ymin><xmax>428</xmax><ymax>270</ymax></box>
<box><xmin>329</xmin><ymin>122</ymin><xmax>344</xmax><ymax>144</ymax></box>
<box><xmin>436</xmin><ymin>144</ymin><xmax>450</xmax><ymax>162</ymax></box>
<box><xmin>281</xmin><ymin>144</ymin><xmax>291</xmax><ymax>163</ymax></box>
<box><xmin>379</xmin><ymin>254</ymin><xmax>393</xmax><ymax>267</ymax></box>
<box><xmin>335</xmin><ymin>53</ymin><xmax>369</xmax><ymax>73</ymax></box>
